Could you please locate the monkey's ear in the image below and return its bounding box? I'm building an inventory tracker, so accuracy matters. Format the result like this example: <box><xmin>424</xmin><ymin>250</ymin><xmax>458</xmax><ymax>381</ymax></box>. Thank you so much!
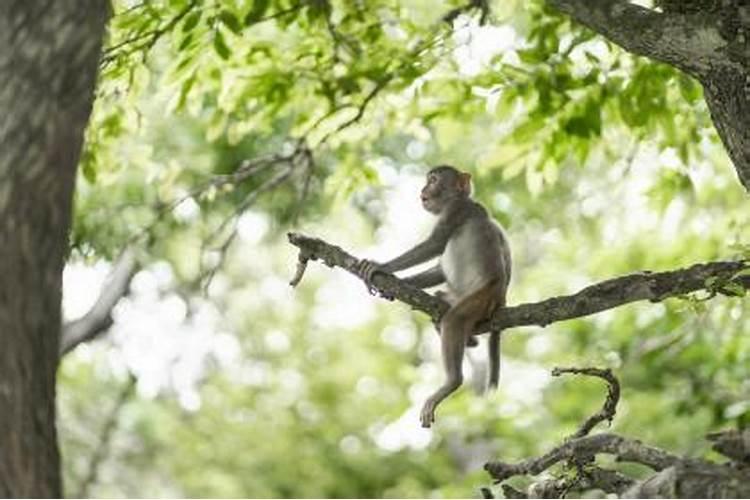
<box><xmin>458</xmin><ymin>172</ymin><xmax>472</xmax><ymax>194</ymax></box>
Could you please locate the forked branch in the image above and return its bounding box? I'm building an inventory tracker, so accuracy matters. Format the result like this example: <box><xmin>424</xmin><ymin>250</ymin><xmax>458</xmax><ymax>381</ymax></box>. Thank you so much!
<box><xmin>483</xmin><ymin>368</ymin><xmax>750</xmax><ymax>498</ymax></box>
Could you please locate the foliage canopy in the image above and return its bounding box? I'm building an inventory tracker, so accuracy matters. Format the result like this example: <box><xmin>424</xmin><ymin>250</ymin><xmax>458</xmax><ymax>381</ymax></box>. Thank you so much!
<box><xmin>60</xmin><ymin>0</ymin><xmax>749</xmax><ymax>497</ymax></box>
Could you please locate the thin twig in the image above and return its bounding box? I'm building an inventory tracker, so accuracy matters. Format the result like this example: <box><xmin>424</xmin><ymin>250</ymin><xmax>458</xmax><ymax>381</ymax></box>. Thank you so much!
<box><xmin>199</xmin><ymin>165</ymin><xmax>296</xmax><ymax>291</ymax></box>
<box><xmin>101</xmin><ymin>0</ymin><xmax>199</xmax><ymax>67</ymax></box>
<box><xmin>443</xmin><ymin>0</ymin><xmax>491</xmax><ymax>25</ymax></box>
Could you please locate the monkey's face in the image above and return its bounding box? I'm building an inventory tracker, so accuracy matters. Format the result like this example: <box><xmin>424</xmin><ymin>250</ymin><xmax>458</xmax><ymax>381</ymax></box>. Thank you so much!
<box><xmin>421</xmin><ymin>170</ymin><xmax>464</xmax><ymax>214</ymax></box>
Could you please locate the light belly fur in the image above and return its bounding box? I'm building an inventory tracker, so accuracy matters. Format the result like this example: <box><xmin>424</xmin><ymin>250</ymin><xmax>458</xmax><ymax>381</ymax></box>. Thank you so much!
<box><xmin>440</xmin><ymin>218</ymin><xmax>506</xmax><ymax>298</ymax></box>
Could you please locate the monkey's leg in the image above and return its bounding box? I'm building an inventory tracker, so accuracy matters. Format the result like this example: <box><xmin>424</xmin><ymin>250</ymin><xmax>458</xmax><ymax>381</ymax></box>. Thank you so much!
<box><xmin>434</xmin><ymin>290</ymin><xmax>478</xmax><ymax>348</ymax></box>
<box><xmin>420</xmin><ymin>310</ymin><xmax>471</xmax><ymax>428</ymax></box>
<box><xmin>421</xmin><ymin>283</ymin><xmax>500</xmax><ymax>426</ymax></box>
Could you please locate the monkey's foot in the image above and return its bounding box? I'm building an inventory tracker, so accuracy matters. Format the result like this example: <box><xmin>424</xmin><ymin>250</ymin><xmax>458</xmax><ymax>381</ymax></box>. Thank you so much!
<box><xmin>420</xmin><ymin>399</ymin><xmax>437</xmax><ymax>428</ymax></box>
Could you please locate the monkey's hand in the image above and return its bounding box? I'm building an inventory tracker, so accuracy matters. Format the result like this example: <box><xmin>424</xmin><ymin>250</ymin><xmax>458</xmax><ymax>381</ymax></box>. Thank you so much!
<box><xmin>355</xmin><ymin>259</ymin><xmax>393</xmax><ymax>299</ymax></box>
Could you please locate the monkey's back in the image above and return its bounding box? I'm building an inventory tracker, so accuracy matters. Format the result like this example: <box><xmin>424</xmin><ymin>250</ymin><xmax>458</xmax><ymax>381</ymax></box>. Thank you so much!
<box><xmin>440</xmin><ymin>202</ymin><xmax>511</xmax><ymax>299</ymax></box>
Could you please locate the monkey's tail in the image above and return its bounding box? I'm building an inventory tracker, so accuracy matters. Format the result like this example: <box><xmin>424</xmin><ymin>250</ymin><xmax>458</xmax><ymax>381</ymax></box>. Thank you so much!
<box><xmin>487</xmin><ymin>330</ymin><xmax>501</xmax><ymax>391</ymax></box>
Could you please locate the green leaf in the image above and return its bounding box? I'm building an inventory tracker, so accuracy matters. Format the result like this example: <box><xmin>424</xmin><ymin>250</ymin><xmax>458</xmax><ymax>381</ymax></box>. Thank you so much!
<box><xmin>563</xmin><ymin>100</ymin><xmax>601</xmax><ymax>138</ymax></box>
<box><xmin>178</xmin><ymin>33</ymin><xmax>193</xmax><ymax>51</ymax></box>
<box><xmin>182</xmin><ymin>10</ymin><xmax>202</xmax><ymax>32</ymax></box>
<box><xmin>219</xmin><ymin>10</ymin><xmax>242</xmax><ymax>34</ymax></box>
<box><xmin>213</xmin><ymin>31</ymin><xmax>231</xmax><ymax>60</ymax></box>
<box><xmin>244</xmin><ymin>0</ymin><xmax>270</xmax><ymax>26</ymax></box>
<box><xmin>176</xmin><ymin>75</ymin><xmax>196</xmax><ymax>110</ymax></box>
<box><xmin>306</xmin><ymin>0</ymin><xmax>331</xmax><ymax>23</ymax></box>
<box><xmin>81</xmin><ymin>155</ymin><xmax>97</xmax><ymax>184</ymax></box>
<box><xmin>517</xmin><ymin>48</ymin><xmax>546</xmax><ymax>64</ymax></box>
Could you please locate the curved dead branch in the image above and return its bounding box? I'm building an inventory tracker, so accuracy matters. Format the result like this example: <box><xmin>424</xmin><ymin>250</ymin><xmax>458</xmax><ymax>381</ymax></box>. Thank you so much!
<box><xmin>552</xmin><ymin>367</ymin><xmax>620</xmax><ymax>439</ymax></box>
<box><xmin>287</xmin><ymin>232</ymin><xmax>750</xmax><ymax>334</ymax></box>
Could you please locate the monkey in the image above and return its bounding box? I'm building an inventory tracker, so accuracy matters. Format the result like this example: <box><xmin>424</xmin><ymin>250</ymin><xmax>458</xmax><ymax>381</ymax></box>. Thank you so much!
<box><xmin>356</xmin><ymin>165</ymin><xmax>511</xmax><ymax>428</ymax></box>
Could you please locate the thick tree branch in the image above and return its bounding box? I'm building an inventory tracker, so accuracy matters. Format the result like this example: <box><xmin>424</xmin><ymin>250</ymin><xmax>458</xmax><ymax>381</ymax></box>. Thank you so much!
<box><xmin>60</xmin><ymin>249</ymin><xmax>139</xmax><ymax>356</ymax></box>
<box><xmin>487</xmin><ymin>432</ymin><xmax>750</xmax><ymax>498</ymax></box>
<box><xmin>544</xmin><ymin>0</ymin><xmax>724</xmax><ymax>76</ymax></box>
<box><xmin>486</xmin><ymin>432</ymin><xmax>682</xmax><ymax>482</ymax></box>
<box><xmin>623</xmin><ymin>461</ymin><xmax>750</xmax><ymax>498</ymax></box>
<box><xmin>287</xmin><ymin>232</ymin><xmax>750</xmax><ymax>333</ymax></box>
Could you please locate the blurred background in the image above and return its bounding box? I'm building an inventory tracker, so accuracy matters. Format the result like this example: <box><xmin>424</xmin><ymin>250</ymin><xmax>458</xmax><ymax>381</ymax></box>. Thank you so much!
<box><xmin>59</xmin><ymin>0</ymin><xmax>750</xmax><ymax>496</ymax></box>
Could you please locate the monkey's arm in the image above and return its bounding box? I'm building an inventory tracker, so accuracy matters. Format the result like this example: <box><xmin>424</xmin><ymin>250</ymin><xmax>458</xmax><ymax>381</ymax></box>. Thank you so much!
<box><xmin>380</xmin><ymin>233</ymin><xmax>447</xmax><ymax>274</ymax></box>
<box><xmin>356</xmin><ymin>214</ymin><xmax>462</xmax><ymax>294</ymax></box>
<box><xmin>402</xmin><ymin>265</ymin><xmax>446</xmax><ymax>289</ymax></box>
<box><xmin>358</xmin><ymin>229</ymin><xmax>450</xmax><ymax>294</ymax></box>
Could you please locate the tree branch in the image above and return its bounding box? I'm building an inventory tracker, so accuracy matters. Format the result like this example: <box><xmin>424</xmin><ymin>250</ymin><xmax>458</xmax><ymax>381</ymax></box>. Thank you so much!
<box><xmin>60</xmin><ymin>248</ymin><xmax>139</xmax><ymax>356</ymax></box>
<box><xmin>100</xmin><ymin>0</ymin><xmax>199</xmax><ymax>67</ymax></box>
<box><xmin>486</xmin><ymin>432</ymin><xmax>681</xmax><ymax>482</ymax></box>
<box><xmin>524</xmin><ymin>465</ymin><xmax>635</xmax><ymax>497</ymax></box>
<box><xmin>706</xmin><ymin>428</ymin><xmax>750</xmax><ymax>464</ymax></box>
<box><xmin>442</xmin><ymin>0</ymin><xmax>490</xmax><ymax>26</ymax></box>
<box><xmin>623</xmin><ymin>460</ymin><xmax>750</xmax><ymax>498</ymax></box>
<box><xmin>482</xmin><ymin>365</ymin><xmax>750</xmax><ymax>497</ymax></box>
<box><xmin>484</xmin><ymin>368</ymin><xmax>631</xmax><ymax>497</ymax></box>
<box><xmin>287</xmin><ymin>232</ymin><xmax>750</xmax><ymax>333</ymax></box>
<box><xmin>543</xmin><ymin>0</ymin><xmax>721</xmax><ymax>76</ymax></box>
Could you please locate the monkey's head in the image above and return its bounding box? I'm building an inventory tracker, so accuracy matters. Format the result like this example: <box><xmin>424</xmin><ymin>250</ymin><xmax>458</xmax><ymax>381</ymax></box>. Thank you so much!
<box><xmin>421</xmin><ymin>165</ymin><xmax>472</xmax><ymax>214</ymax></box>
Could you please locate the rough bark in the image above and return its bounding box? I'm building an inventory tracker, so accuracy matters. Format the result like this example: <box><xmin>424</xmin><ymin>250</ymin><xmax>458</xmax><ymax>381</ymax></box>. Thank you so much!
<box><xmin>545</xmin><ymin>0</ymin><xmax>750</xmax><ymax>191</ymax></box>
<box><xmin>702</xmin><ymin>67</ymin><xmax>750</xmax><ymax>190</ymax></box>
<box><xmin>287</xmin><ymin>232</ymin><xmax>749</xmax><ymax>334</ymax></box>
<box><xmin>0</xmin><ymin>2</ymin><xmax>108</xmax><ymax>497</ymax></box>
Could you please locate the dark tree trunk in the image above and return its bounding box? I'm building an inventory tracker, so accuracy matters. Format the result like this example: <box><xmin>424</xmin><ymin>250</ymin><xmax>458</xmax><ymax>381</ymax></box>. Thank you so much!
<box><xmin>702</xmin><ymin>68</ymin><xmax>750</xmax><ymax>189</ymax></box>
<box><xmin>0</xmin><ymin>2</ymin><xmax>108</xmax><ymax>497</ymax></box>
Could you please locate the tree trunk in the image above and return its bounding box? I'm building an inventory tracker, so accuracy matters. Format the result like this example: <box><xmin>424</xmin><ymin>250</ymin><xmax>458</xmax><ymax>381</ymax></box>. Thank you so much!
<box><xmin>702</xmin><ymin>67</ymin><xmax>750</xmax><ymax>189</ymax></box>
<box><xmin>0</xmin><ymin>2</ymin><xmax>108</xmax><ymax>497</ymax></box>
